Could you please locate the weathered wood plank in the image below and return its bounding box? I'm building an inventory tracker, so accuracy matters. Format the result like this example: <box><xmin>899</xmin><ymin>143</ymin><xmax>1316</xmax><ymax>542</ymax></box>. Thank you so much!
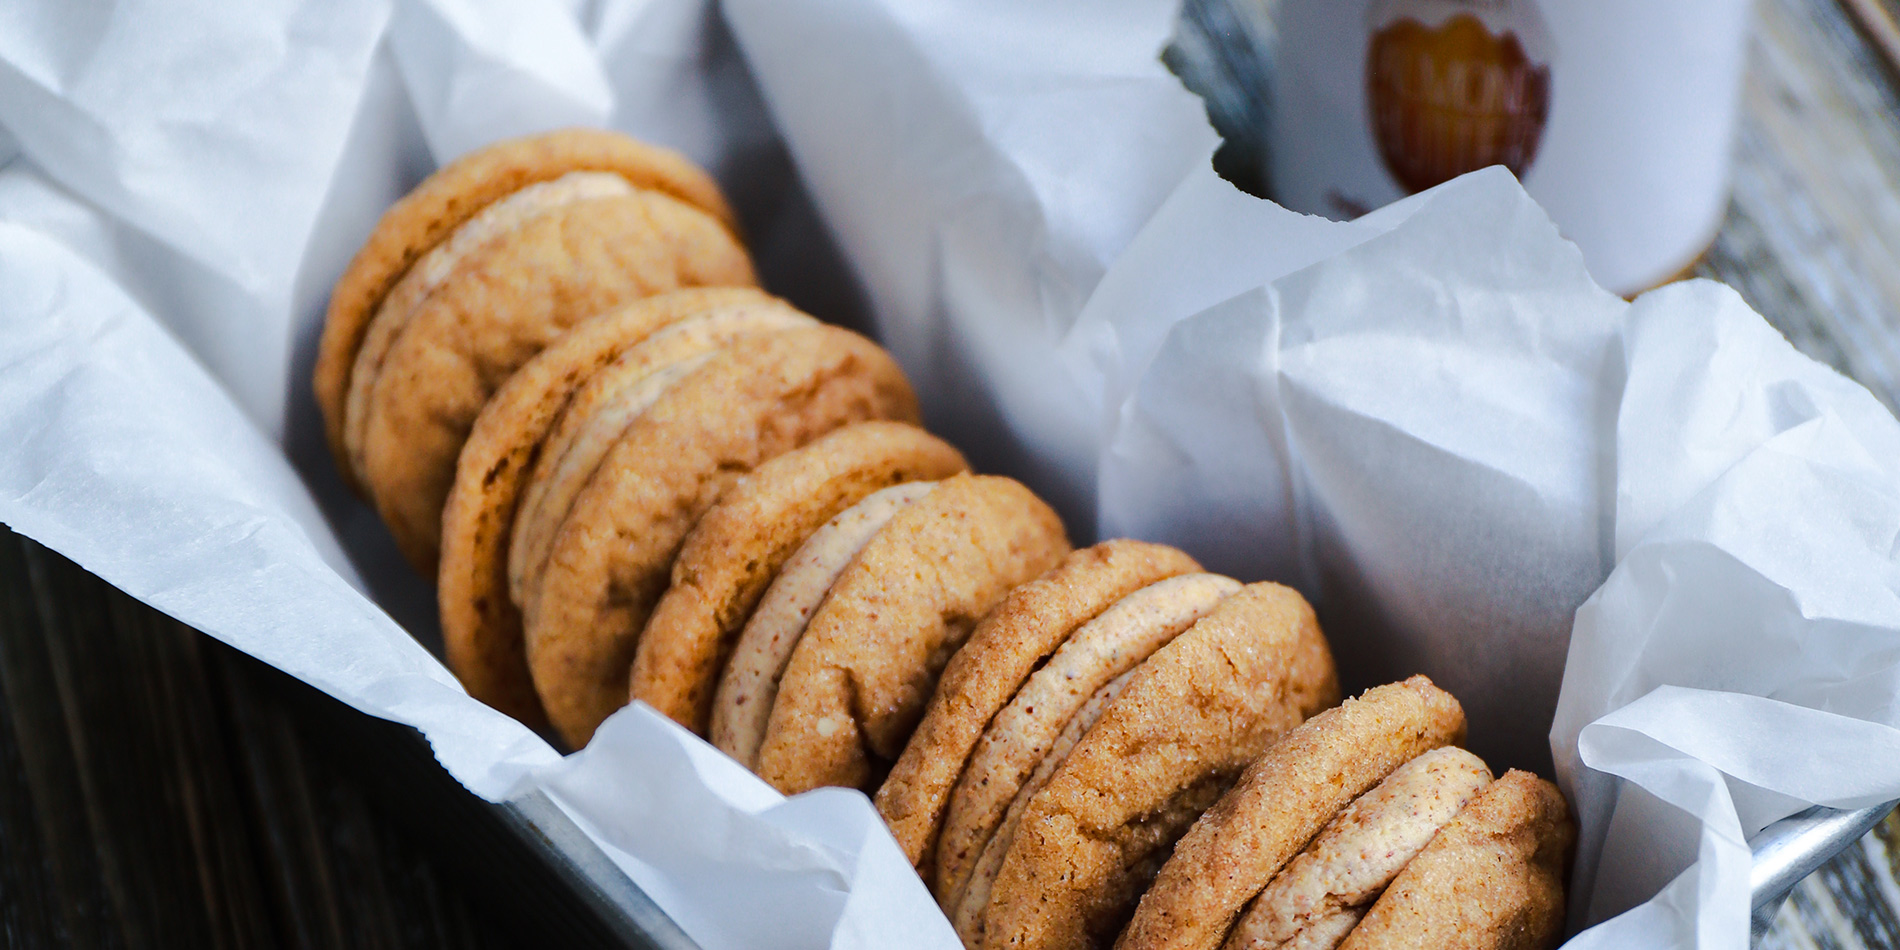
<box><xmin>1839</xmin><ymin>0</ymin><xmax>1900</xmax><ymax>79</ymax></box>
<box><xmin>1695</xmin><ymin>0</ymin><xmax>1900</xmax><ymax>946</ymax></box>
<box><xmin>1699</xmin><ymin>0</ymin><xmax>1900</xmax><ymax>417</ymax></box>
<box><xmin>0</xmin><ymin>528</ymin><xmax>514</xmax><ymax>950</ymax></box>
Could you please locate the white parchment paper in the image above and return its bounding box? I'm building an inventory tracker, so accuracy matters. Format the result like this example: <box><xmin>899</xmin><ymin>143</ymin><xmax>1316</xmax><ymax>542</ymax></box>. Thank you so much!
<box><xmin>2</xmin><ymin>1</ymin><xmax>1898</xmax><ymax>949</ymax></box>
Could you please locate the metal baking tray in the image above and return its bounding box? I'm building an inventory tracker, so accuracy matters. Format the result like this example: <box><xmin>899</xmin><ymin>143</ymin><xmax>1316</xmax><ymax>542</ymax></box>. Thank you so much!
<box><xmin>1747</xmin><ymin>801</ymin><xmax>1896</xmax><ymax>940</ymax></box>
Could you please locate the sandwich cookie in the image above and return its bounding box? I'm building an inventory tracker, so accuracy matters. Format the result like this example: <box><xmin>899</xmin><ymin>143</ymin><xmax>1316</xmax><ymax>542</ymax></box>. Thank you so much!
<box><xmin>712</xmin><ymin>481</ymin><xmax>943</xmax><ymax>765</ymax></box>
<box><xmin>439</xmin><ymin>288</ymin><xmax>801</xmax><ymax>728</ymax></box>
<box><xmin>734</xmin><ymin>474</ymin><xmax>1072</xmax><ymax>795</ymax></box>
<box><xmin>343</xmin><ymin>170</ymin><xmax>639</xmax><ymax>493</ymax></box>
<box><xmin>877</xmin><ymin>540</ymin><xmax>1207</xmax><ymax>877</ymax></box>
<box><xmin>1330</xmin><ymin>770</ymin><xmax>1573</xmax><ymax>950</ymax></box>
<box><xmin>1119</xmin><ymin>676</ymin><xmax>1573</xmax><ymax>950</ymax></box>
<box><xmin>525</xmin><ymin>326</ymin><xmax>918</xmax><ymax>748</ymax></box>
<box><xmin>936</xmin><ymin>570</ymin><xmax>1243</xmax><ymax>914</ymax></box>
<box><xmin>506</xmin><ymin>303</ymin><xmax>818</xmax><ymax>613</ymax></box>
<box><xmin>974</xmin><ymin>583</ymin><xmax>1340</xmax><ymax>950</ymax></box>
<box><xmin>1221</xmin><ymin>747</ymin><xmax>1493</xmax><ymax>950</ymax></box>
<box><xmin>316</xmin><ymin>127</ymin><xmax>738</xmax><ymax>490</ymax></box>
<box><xmin>631</xmin><ymin>422</ymin><xmax>970</xmax><ymax>734</ymax></box>
<box><xmin>321</xmin><ymin>131</ymin><xmax>755</xmax><ymax>573</ymax></box>
<box><xmin>355</xmin><ymin>183</ymin><xmax>755</xmax><ymax>573</ymax></box>
<box><xmin>954</xmin><ymin>667</ymin><xmax>1139</xmax><ymax>945</ymax></box>
<box><xmin>1120</xmin><ymin>678</ymin><xmax>1468</xmax><ymax>950</ymax></box>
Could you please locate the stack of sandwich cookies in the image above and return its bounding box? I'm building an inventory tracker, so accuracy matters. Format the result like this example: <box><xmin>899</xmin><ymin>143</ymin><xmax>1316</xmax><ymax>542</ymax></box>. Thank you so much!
<box><xmin>872</xmin><ymin>540</ymin><xmax>1341</xmax><ymax>950</ymax></box>
<box><xmin>972</xmin><ymin>581</ymin><xmax>1339</xmax><ymax>950</ymax></box>
<box><xmin>439</xmin><ymin>286</ymin><xmax>805</xmax><ymax>730</ymax></box>
<box><xmin>325</xmin><ymin>128</ymin><xmax>1067</xmax><ymax>759</ymax></box>
<box><xmin>714</xmin><ymin>473</ymin><xmax>1072</xmax><ymax>793</ymax></box>
<box><xmin>522</xmin><ymin>326</ymin><xmax>922</xmax><ymax>747</ymax></box>
<box><xmin>315</xmin><ymin>129</ymin><xmax>755</xmax><ymax>574</ymax></box>
<box><xmin>319</xmin><ymin>134</ymin><xmax>1578</xmax><ymax>950</ymax></box>
<box><xmin>1120</xmin><ymin>677</ymin><xmax>1575</xmax><ymax>950</ymax></box>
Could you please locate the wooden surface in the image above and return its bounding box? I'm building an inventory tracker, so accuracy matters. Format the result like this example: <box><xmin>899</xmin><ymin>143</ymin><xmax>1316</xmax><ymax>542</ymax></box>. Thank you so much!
<box><xmin>5</xmin><ymin>0</ymin><xmax>1900</xmax><ymax>947</ymax></box>
<box><xmin>1716</xmin><ymin>4</ymin><xmax>1900</xmax><ymax>937</ymax></box>
<box><xmin>1702</xmin><ymin>0</ymin><xmax>1900</xmax><ymax>418</ymax></box>
<box><xmin>0</xmin><ymin>527</ymin><xmax>513</xmax><ymax>950</ymax></box>
<box><xmin>0</xmin><ymin>524</ymin><xmax>662</xmax><ymax>950</ymax></box>
<box><xmin>1722</xmin><ymin>3</ymin><xmax>1900</xmax><ymax>941</ymax></box>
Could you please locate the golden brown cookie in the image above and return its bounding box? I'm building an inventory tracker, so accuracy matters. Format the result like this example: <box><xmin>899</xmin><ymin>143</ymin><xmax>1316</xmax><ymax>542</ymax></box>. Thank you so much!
<box><xmin>712</xmin><ymin>482</ymin><xmax>943</xmax><ymax>765</ymax></box>
<box><xmin>342</xmin><ymin>172</ymin><xmax>638</xmax><ymax>494</ymax></box>
<box><xmin>876</xmin><ymin>541</ymin><xmax>1206</xmax><ymax>878</ymax></box>
<box><xmin>316</xmin><ymin>128</ymin><xmax>737</xmax><ymax>491</ymax></box>
<box><xmin>953</xmin><ymin>670</ymin><xmax>1138</xmax><ymax>945</ymax></box>
<box><xmin>357</xmin><ymin>187</ymin><xmax>756</xmax><ymax>574</ymax></box>
<box><xmin>526</xmin><ymin>326</ymin><xmax>918</xmax><ymax>748</ymax></box>
<box><xmin>1221</xmin><ymin>747</ymin><xmax>1492</xmax><ymax>950</ymax></box>
<box><xmin>507</xmin><ymin>304</ymin><xmax>816</xmax><ymax>610</ymax></box>
<box><xmin>630</xmin><ymin>422</ymin><xmax>969</xmax><ymax>734</ymax></box>
<box><xmin>438</xmin><ymin>288</ymin><xmax>796</xmax><ymax>728</ymax></box>
<box><xmin>980</xmin><ymin>583</ymin><xmax>1340</xmax><ymax>950</ymax></box>
<box><xmin>936</xmin><ymin>573</ymin><xmax>1242</xmax><ymax>915</ymax></box>
<box><xmin>1337</xmin><ymin>770</ymin><xmax>1574</xmax><ymax>950</ymax></box>
<box><xmin>752</xmin><ymin>474</ymin><xmax>1072</xmax><ymax>795</ymax></box>
<box><xmin>1116</xmin><ymin>676</ymin><xmax>1467</xmax><ymax>950</ymax></box>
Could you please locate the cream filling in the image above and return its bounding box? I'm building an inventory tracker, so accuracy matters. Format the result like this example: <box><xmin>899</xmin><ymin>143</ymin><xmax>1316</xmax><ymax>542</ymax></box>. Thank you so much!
<box><xmin>342</xmin><ymin>171</ymin><xmax>635</xmax><ymax>484</ymax></box>
<box><xmin>936</xmin><ymin>573</ymin><xmax>1240</xmax><ymax>910</ymax></box>
<box><xmin>1272</xmin><ymin>912</ymin><xmax>1363</xmax><ymax>950</ymax></box>
<box><xmin>507</xmin><ymin>307</ymin><xmax>815</xmax><ymax>609</ymax></box>
<box><xmin>1223</xmin><ymin>746</ymin><xmax>1494</xmax><ymax>950</ymax></box>
<box><xmin>951</xmin><ymin>670</ymin><xmax>1136</xmax><ymax>945</ymax></box>
<box><xmin>711</xmin><ymin>481</ymin><xmax>940</xmax><ymax>767</ymax></box>
<box><xmin>519</xmin><ymin>353</ymin><xmax>711</xmax><ymax>616</ymax></box>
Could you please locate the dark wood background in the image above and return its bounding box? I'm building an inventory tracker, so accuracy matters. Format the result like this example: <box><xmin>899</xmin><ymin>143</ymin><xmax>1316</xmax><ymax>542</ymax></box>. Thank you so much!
<box><xmin>0</xmin><ymin>527</ymin><xmax>514</xmax><ymax>950</ymax></box>
<box><xmin>6</xmin><ymin>0</ymin><xmax>1900</xmax><ymax>947</ymax></box>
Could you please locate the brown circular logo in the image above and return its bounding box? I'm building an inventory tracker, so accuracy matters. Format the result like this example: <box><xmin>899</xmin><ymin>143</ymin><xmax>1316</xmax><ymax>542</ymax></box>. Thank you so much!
<box><xmin>1367</xmin><ymin>10</ymin><xmax>1552</xmax><ymax>194</ymax></box>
